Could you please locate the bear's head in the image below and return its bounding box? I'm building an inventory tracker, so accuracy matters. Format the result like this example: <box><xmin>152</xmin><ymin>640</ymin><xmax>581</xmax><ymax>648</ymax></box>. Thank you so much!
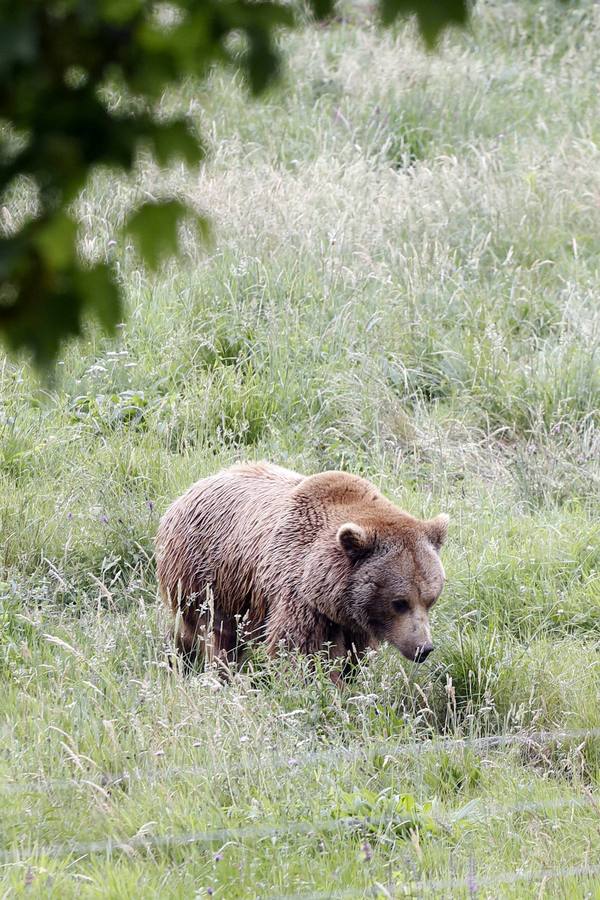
<box><xmin>336</xmin><ymin>514</ymin><xmax>448</xmax><ymax>662</ymax></box>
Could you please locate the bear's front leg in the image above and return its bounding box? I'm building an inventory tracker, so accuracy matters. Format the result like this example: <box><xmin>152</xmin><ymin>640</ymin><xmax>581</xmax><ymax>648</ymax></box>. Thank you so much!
<box><xmin>265</xmin><ymin>593</ymin><xmax>330</xmax><ymax>656</ymax></box>
<box><xmin>265</xmin><ymin>599</ymin><xmax>358</xmax><ymax>687</ymax></box>
<box><xmin>205</xmin><ymin>613</ymin><xmax>240</xmax><ymax>675</ymax></box>
<box><xmin>335</xmin><ymin>629</ymin><xmax>370</xmax><ymax>684</ymax></box>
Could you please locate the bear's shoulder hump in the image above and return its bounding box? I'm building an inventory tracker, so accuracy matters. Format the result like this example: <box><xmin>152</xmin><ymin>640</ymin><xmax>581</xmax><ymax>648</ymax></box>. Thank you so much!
<box><xmin>291</xmin><ymin>470</ymin><xmax>380</xmax><ymax>507</ymax></box>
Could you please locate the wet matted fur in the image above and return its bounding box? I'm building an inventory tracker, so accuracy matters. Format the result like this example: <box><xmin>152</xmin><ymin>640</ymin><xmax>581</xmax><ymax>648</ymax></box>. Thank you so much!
<box><xmin>156</xmin><ymin>462</ymin><xmax>448</xmax><ymax>676</ymax></box>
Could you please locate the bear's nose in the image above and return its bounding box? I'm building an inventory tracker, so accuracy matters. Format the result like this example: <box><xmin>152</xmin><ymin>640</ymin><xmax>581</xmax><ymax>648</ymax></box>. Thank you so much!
<box><xmin>415</xmin><ymin>642</ymin><xmax>434</xmax><ymax>662</ymax></box>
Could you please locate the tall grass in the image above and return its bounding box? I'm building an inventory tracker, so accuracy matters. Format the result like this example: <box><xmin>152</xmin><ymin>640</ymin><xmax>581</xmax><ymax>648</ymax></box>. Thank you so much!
<box><xmin>1</xmin><ymin>0</ymin><xmax>599</xmax><ymax>895</ymax></box>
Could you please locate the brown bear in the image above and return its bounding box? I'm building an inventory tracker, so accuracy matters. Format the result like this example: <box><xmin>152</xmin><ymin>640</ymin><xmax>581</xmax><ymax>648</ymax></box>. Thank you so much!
<box><xmin>156</xmin><ymin>462</ymin><xmax>448</xmax><ymax>678</ymax></box>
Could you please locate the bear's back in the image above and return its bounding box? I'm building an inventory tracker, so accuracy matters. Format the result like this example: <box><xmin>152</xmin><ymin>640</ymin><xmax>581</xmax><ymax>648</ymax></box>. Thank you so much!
<box><xmin>156</xmin><ymin>462</ymin><xmax>304</xmax><ymax>620</ymax></box>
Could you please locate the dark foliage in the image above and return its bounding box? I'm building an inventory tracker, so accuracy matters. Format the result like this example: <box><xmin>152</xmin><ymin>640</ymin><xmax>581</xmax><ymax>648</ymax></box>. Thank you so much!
<box><xmin>0</xmin><ymin>0</ymin><xmax>469</xmax><ymax>366</ymax></box>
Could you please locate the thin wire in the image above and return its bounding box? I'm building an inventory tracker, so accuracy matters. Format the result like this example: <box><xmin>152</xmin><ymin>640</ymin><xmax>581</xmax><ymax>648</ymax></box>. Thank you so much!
<box><xmin>0</xmin><ymin>795</ymin><xmax>597</xmax><ymax>865</ymax></box>
<box><xmin>0</xmin><ymin>817</ymin><xmax>406</xmax><ymax>864</ymax></box>
<box><xmin>2</xmin><ymin>726</ymin><xmax>598</xmax><ymax>796</ymax></box>
<box><xmin>272</xmin><ymin>863</ymin><xmax>600</xmax><ymax>899</ymax></box>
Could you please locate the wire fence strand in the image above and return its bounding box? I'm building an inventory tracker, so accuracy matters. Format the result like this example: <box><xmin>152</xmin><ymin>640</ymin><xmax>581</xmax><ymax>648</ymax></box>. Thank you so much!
<box><xmin>272</xmin><ymin>862</ymin><xmax>600</xmax><ymax>899</ymax></box>
<box><xmin>1</xmin><ymin>792</ymin><xmax>598</xmax><ymax>865</ymax></box>
<box><xmin>2</xmin><ymin>725</ymin><xmax>598</xmax><ymax>895</ymax></box>
<box><xmin>2</xmin><ymin>725</ymin><xmax>598</xmax><ymax>796</ymax></box>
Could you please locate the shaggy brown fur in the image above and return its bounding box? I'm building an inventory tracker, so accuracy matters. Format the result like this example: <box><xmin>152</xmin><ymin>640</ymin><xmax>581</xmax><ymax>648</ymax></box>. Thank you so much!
<box><xmin>156</xmin><ymin>462</ymin><xmax>448</xmax><ymax>676</ymax></box>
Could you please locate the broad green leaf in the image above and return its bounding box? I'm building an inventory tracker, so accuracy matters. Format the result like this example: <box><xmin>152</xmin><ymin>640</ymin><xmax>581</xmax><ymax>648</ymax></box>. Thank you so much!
<box><xmin>0</xmin><ymin>9</ymin><xmax>37</xmax><ymax>74</ymax></box>
<box><xmin>194</xmin><ymin>214</ymin><xmax>212</xmax><ymax>246</ymax></box>
<box><xmin>245</xmin><ymin>30</ymin><xmax>280</xmax><ymax>95</ymax></box>
<box><xmin>147</xmin><ymin>119</ymin><xmax>205</xmax><ymax>166</ymax></box>
<box><xmin>100</xmin><ymin>0</ymin><xmax>144</xmax><ymax>24</ymax></box>
<box><xmin>32</xmin><ymin>213</ymin><xmax>77</xmax><ymax>270</ymax></box>
<box><xmin>124</xmin><ymin>201</ymin><xmax>184</xmax><ymax>269</ymax></box>
<box><xmin>76</xmin><ymin>263</ymin><xmax>122</xmax><ymax>332</ymax></box>
<box><xmin>307</xmin><ymin>0</ymin><xmax>336</xmax><ymax>19</ymax></box>
<box><xmin>0</xmin><ymin>234</ymin><xmax>25</xmax><ymax>280</ymax></box>
<box><xmin>380</xmin><ymin>0</ymin><xmax>468</xmax><ymax>46</ymax></box>
<box><xmin>124</xmin><ymin>200</ymin><xmax>208</xmax><ymax>269</ymax></box>
<box><xmin>0</xmin><ymin>261</ymin><xmax>86</xmax><ymax>368</ymax></box>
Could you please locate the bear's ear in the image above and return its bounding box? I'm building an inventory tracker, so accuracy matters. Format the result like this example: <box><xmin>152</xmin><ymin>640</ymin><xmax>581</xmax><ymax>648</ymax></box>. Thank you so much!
<box><xmin>425</xmin><ymin>513</ymin><xmax>449</xmax><ymax>551</ymax></box>
<box><xmin>336</xmin><ymin>522</ymin><xmax>372</xmax><ymax>563</ymax></box>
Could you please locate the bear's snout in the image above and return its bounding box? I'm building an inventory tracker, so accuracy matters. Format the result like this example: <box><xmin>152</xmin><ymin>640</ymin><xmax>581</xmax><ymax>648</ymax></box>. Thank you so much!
<box><xmin>413</xmin><ymin>642</ymin><xmax>434</xmax><ymax>662</ymax></box>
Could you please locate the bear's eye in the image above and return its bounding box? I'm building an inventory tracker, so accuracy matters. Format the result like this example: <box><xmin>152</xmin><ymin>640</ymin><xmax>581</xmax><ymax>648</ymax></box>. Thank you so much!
<box><xmin>392</xmin><ymin>599</ymin><xmax>409</xmax><ymax>614</ymax></box>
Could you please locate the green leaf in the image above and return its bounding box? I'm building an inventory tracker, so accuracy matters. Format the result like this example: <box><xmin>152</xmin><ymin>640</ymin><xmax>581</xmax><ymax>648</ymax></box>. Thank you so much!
<box><xmin>379</xmin><ymin>0</ymin><xmax>468</xmax><ymax>47</ymax></box>
<box><xmin>32</xmin><ymin>213</ymin><xmax>77</xmax><ymax>270</ymax></box>
<box><xmin>124</xmin><ymin>200</ymin><xmax>209</xmax><ymax>269</ymax></box>
<box><xmin>100</xmin><ymin>0</ymin><xmax>144</xmax><ymax>24</ymax></box>
<box><xmin>146</xmin><ymin>119</ymin><xmax>205</xmax><ymax>166</ymax></box>
<box><xmin>76</xmin><ymin>263</ymin><xmax>122</xmax><ymax>332</ymax></box>
<box><xmin>0</xmin><ymin>9</ymin><xmax>37</xmax><ymax>75</ymax></box>
<box><xmin>0</xmin><ymin>234</ymin><xmax>25</xmax><ymax>280</ymax></box>
<box><xmin>194</xmin><ymin>214</ymin><xmax>212</xmax><ymax>246</ymax></box>
<box><xmin>245</xmin><ymin>29</ymin><xmax>280</xmax><ymax>95</ymax></box>
<box><xmin>125</xmin><ymin>201</ymin><xmax>184</xmax><ymax>268</ymax></box>
<box><xmin>307</xmin><ymin>0</ymin><xmax>336</xmax><ymax>19</ymax></box>
<box><xmin>0</xmin><ymin>264</ymin><xmax>86</xmax><ymax>369</ymax></box>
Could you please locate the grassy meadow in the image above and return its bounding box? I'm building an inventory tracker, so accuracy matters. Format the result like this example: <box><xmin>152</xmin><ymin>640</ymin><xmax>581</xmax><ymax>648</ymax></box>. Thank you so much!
<box><xmin>1</xmin><ymin>0</ymin><xmax>600</xmax><ymax>895</ymax></box>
